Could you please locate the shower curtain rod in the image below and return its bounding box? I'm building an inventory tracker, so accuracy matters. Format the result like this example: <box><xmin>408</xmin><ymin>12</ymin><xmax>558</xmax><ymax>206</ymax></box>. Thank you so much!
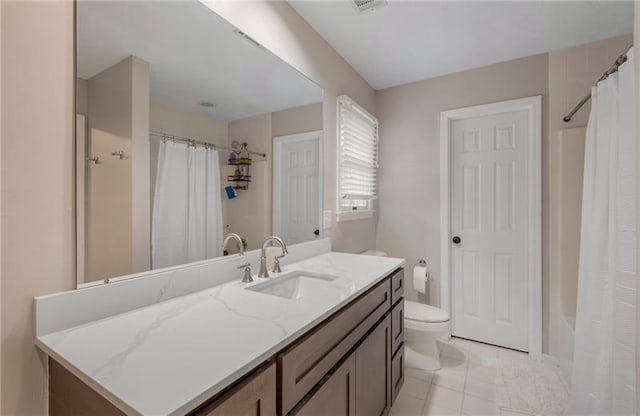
<box><xmin>563</xmin><ymin>49</ymin><xmax>630</xmax><ymax>122</ymax></box>
<box><xmin>148</xmin><ymin>130</ymin><xmax>266</xmax><ymax>158</ymax></box>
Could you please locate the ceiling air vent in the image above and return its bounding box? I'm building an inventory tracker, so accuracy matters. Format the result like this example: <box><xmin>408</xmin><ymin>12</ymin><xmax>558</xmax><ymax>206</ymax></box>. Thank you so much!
<box><xmin>353</xmin><ymin>0</ymin><xmax>388</xmax><ymax>13</ymax></box>
<box><xmin>233</xmin><ymin>29</ymin><xmax>264</xmax><ymax>50</ymax></box>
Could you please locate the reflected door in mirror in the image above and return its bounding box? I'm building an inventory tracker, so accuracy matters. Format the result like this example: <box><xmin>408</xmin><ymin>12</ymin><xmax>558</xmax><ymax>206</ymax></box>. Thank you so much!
<box><xmin>274</xmin><ymin>131</ymin><xmax>321</xmax><ymax>246</ymax></box>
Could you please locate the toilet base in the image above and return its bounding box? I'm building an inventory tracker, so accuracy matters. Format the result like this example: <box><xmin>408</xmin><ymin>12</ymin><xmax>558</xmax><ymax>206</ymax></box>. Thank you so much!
<box><xmin>404</xmin><ymin>322</ymin><xmax>450</xmax><ymax>371</ymax></box>
<box><xmin>405</xmin><ymin>342</ymin><xmax>442</xmax><ymax>371</ymax></box>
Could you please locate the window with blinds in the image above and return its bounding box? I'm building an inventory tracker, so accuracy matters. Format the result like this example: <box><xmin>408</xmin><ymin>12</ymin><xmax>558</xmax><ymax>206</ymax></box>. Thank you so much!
<box><xmin>337</xmin><ymin>95</ymin><xmax>378</xmax><ymax>219</ymax></box>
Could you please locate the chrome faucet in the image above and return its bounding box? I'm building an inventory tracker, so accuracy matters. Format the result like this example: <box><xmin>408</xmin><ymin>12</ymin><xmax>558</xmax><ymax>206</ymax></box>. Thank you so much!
<box><xmin>258</xmin><ymin>236</ymin><xmax>288</xmax><ymax>278</ymax></box>
<box><xmin>222</xmin><ymin>233</ymin><xmax>245</xmax><ymax>256</ymax></box>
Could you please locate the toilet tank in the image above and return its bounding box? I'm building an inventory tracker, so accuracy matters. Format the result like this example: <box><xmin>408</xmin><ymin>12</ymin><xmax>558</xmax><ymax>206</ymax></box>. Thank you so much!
<box><xmin>360</xmin><ymin>250</ymin><xmax>388</xmax><ymax>257</ymax></box>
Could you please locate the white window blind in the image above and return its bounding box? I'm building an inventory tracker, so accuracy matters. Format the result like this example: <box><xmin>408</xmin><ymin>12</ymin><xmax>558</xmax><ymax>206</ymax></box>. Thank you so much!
<box><xmin>338</xmin><ymin>95</ymin><xmax>378</xmax><ymax>205</ymax></box>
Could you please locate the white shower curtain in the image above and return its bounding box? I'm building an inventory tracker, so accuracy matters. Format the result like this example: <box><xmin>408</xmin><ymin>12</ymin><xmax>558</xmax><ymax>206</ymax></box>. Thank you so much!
<box><xmin>151</xmin><ymin>140</ymin><xmax>223</xmax><ymax>269</ymax></box>
<box><xmin>569</xmin><ymin>48</ymin><xmax>636</xmax><ymax>415</ymax></box>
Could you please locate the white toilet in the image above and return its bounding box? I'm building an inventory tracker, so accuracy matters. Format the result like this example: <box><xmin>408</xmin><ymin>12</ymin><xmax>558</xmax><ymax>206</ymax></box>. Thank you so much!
<box><xmin>361</xmin><ymin>250</ymin><xmax>451</xmax><ymax>371</ymax></box>
<box><xmin>404</xmin><ymin>299</ymin><xmax>450</xmax><ymax>371</ymax></box>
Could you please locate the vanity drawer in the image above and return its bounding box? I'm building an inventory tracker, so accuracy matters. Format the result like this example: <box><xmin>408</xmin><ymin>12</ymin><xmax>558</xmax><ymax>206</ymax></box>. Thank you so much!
<box><xmin>391</xmin><ymin>299</ymin><xmax>404</xmax><ymax>354</ymax></box>
<box><xmin>278</xmin><ymin>277</ymin><xmax>391</xmax><ymax>415</ymax></box>
<box><xmin>289</xmin><ymin>354</ymin><xmax>356</xmax><ymax>416</ymax></box>
<box><xmin>390</xmin><ymin>268</ymin><xmax>404</xmax><ymax>306</ymax></box>
<box><xmin>391</xmin><ymin>343</ymin><xmax>405</xmax><ymax>405</ymax></box>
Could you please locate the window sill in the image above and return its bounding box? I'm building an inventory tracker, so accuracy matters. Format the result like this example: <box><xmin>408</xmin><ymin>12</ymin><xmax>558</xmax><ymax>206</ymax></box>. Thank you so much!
<box><xmin>335</xmin><ymin>210</ymin><xmax>375</xmax><ymax>222</ymax></box>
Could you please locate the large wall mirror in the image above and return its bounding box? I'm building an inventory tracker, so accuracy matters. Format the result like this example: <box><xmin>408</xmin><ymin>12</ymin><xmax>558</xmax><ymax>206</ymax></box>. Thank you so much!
<box><xmin>76</xmin><ymin>1</ymin><xmax>323</xmax><ymax>286</ymax></box>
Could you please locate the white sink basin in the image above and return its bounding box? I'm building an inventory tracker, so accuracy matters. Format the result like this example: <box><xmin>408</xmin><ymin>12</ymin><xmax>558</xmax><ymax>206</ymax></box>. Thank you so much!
<box><xmin>245</xmin><ymin>271</ymin><xmax>348</xmax><ymax>300</ymax></box>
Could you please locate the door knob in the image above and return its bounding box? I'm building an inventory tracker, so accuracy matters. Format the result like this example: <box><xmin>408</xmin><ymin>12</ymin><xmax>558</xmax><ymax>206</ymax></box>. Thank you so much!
<box><xmin>314</xmin><ymin>229</ymin><xmax>320</xmax><ymax>236</ymax></box>
<box><xmin>452</xmin><ymin>236</ymin><xmax>461</xmax><ymax>245</ymax></box>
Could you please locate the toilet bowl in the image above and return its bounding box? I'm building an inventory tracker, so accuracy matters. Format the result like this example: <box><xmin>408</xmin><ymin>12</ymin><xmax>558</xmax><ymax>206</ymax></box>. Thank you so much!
<box><xmin>360</xmin><ymin>250</ymin><xmax>451</xmax><ymax>371</ymax></box>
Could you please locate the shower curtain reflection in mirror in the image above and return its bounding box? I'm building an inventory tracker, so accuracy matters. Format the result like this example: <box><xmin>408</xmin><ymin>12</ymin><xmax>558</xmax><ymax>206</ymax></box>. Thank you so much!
<box><xmin>151</xmin><ymin>140</ymin><xmax>223</xmax><ymax>269</ymax></box>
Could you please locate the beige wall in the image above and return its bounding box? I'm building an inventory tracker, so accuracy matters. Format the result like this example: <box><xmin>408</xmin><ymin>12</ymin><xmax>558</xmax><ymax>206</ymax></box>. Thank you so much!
<box><xmin>130</xmin><ymin>57</ymin><xmax>151</xmax><ymax>274</ymax></box>
<box><xmin>1</xmin><ymin>1</ymin><xmax>75</xmax><ymax>414</ymax></box>
<box><xmin>84</xmin><ymin>56</ymin><xmax>150</xmax><ymax>282</ymax></box>
<box><xmin>149</xmin><ymin>100</ymin><xmax>229</xmax><ymax>143</ymax></box>
<box><xmin>228</xmin><ymin>114</ymin><xmax>272</xmax><ymax>251</ymax></box>
<box><xmin>635</xmin><ymin>2</ymin><xmax>639</xmax><ymax>410</ymax></box>
<box><xmin>77</xmin><ymin>78</ymin><xmax>88</xmax><ymax>116</ymax></box>
<box><xmin>0</xmin><ymin>0</ymin><xmax>3</xmax><ymax>409</ymax></box>
<box><xmin>0</xmin><ymin>3</ymin><xmax>631</xmax><ymax>415</ymax></box>
<box><xmin>375</xmin><ymin>35</ymin><xmax>633</xmax><ymax>356</ymax></box>
<box><xmin>272</xmin><ymin>102</ymin><xmax>323</xmax><ymax>138</ymax></box>
<box><xmin>224</xmin><ymin>103</ymin><xmax>322</xmax><ymax>252</ymax></box>
<box><xmin>375</xmin><ymin>53</ymin><xmax>549</xmax><ymax>306</ymax></box>
<box><xmin>203</xmin><ymin>1</ymin><xmax>377</xmax><ymax>253</ymax></box>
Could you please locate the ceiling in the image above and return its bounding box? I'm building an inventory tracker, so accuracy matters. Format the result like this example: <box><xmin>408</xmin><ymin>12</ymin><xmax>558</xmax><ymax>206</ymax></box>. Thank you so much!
<box><xmin>77</xmin><ymin>1</ymin><xmax>321</xmax><ymax>121</ymax></box>
<box><xmin>289</xmin><ymin>1</ymin><xmax>633</xmax><ymax>90</ymax></box>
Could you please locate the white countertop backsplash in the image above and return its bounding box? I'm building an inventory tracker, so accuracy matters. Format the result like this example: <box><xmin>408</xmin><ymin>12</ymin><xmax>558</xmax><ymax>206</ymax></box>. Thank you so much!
<box><xmin>35</xmin><ymin>240</ymin><xmax>404</xmax><ymax>416</ymax></box>
<box><xmin>35</xmin><ymin>238</ymin><xmax>332</xmax><ymax>338</ymax></box>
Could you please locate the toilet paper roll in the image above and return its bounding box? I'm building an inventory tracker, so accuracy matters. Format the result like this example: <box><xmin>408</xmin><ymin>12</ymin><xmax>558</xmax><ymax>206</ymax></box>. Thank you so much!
<box><xmin>413</xmin><ymin>264</ymin><xmax>428</xmax><ymax>294</ymax></box>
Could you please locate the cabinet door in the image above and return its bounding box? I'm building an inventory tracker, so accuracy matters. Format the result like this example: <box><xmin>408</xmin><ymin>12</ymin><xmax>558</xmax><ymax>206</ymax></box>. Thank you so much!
<box><xmin>291</xmin><ymin>355</ymin><xmax>356</xmax><ymax>416</ymax></box>
<box><xmin>391</xmin><ymin>343</ymin><xmax>405</xmax><ymax>405</ymax></box>
<box><xmin>355</xmin><ymin>314</ymin><xmax>392</xmax><ymax>416</ymax></box>
<box><xmin>390</xmin><ymin>269</ymin><xmax>404</xmax><ymax>306</ymax></box>
<box><xmin>391</xmin><ymin>299</ymin><xmax>405</xmax><ymax>354</ymax></box>
<box><xmin>199</xmin><ymin>363</ymin><xmax>276</xmax><ymax>416</ymax></box>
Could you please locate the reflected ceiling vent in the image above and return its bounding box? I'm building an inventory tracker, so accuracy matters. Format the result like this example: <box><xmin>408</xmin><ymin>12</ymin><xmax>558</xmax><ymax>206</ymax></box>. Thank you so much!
<box><xmin>198</xmin><ymin>101</ymin><xmax>217</xmax><ymax>108</ymax></box>
<box><xmin>353</xmin><ymin>0</ymin><xmax>388</xmax><ymax>13</ymax></box>
<box><xmin>233</xmin><ymin>29</ymin><xmax>264</xmax><ymax>50</ymax></box>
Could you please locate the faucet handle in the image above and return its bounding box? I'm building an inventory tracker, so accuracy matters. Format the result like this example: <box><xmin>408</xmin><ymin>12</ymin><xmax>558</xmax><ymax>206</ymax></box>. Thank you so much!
<box><xmin>238</xmin><ymin>263</ymin><xmax>253</xmax><ymax>283</ymax></box>
<box><xmin>272</xmin><ymin>254</ymin><xmax>285</xmax><ymax>273</ymax></box>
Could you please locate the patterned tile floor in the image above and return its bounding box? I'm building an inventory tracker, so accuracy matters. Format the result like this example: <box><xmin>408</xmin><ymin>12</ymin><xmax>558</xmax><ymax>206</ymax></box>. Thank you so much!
<box><xmin>390</xmin><ymin>337</ymin><xmax>570</xmax><ymax>416</ymax></box>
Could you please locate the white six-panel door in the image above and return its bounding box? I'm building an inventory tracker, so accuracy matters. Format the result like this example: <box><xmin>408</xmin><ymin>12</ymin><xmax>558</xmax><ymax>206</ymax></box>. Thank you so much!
<box><xmin>273</xmin><ymin>132</ymin><xmax>321</xmax><ymax>245</ymax></box>
<box><xmin>450</xmin><ymin>109</ymin><xmax>531</xmax><ymax>351</ymax></box>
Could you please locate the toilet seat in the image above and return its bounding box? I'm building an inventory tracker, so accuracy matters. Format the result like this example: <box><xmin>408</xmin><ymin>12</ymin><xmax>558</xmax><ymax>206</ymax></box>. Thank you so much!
<box><xmin>404</xmin><ymin>300</ymin><xmax>450</xmax><ymax>323</ymax></box>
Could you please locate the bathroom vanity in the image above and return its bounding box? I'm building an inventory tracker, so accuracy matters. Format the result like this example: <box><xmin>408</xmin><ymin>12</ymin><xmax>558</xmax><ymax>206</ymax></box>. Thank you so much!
<box><xmin>35</xmin><ymin>248</ymin><xmax>405</xmax><ymax>416</ymax></box>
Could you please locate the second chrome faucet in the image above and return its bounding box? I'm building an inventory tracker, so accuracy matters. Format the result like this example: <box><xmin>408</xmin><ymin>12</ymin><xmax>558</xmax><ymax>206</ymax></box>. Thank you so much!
<box><xmin>258</xmin><ymin>236</ymin><xmax>288</xmax><ymax>278</ymax></box>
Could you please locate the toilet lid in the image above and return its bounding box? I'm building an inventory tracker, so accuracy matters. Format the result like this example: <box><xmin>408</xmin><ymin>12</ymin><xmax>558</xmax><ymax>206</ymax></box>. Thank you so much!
<box><xmin>404</xmin><ymin>300</ymin><xmax>450</xmax><ymax>323</ymax></box>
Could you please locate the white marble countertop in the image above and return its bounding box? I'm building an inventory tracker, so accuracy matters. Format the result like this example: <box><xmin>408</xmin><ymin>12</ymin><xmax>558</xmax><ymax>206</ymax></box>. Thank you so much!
<box><xmin>36</xmin><ymin>252</ymin><xmax>405</xmax><ymax>416</ymax></box>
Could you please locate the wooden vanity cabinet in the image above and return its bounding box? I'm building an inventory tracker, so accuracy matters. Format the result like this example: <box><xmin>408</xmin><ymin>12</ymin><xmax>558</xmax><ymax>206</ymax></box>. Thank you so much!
<box><xmin>48</xmin><ymin>268</ymin><xmax>405</xmax><ymax>416</ymax></box>
<box><xmin>50</xmin><ymin>359</ymin><xmax>277</xmax><ymax>416</ymax></box>
<box><xmin>49</xmin><ymin>358</ymin><xmax>126</xmax><ymax>416</ymax></box>
<box><xmin>389</xmin><ymin>272</ymin><xmax>405</xmax><ymax>406</ymax></box>
<box><xmin>196</xmin><ymin>362</ymin><xmax>277</xmax><ymax>416</ymax></box>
